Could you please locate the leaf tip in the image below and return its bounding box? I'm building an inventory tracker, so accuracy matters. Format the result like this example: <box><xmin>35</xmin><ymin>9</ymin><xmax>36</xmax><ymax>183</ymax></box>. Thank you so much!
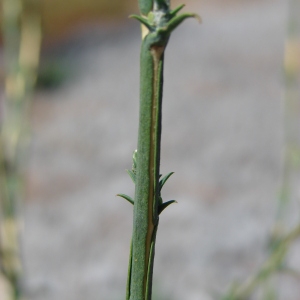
<box><xmin>117</xmin><ymin>193</ymin><xmax>134</xmax><ymax>205</ymax></box>
<box><xmin>194</xmin><ymin>13</ymin><xmax>202</xmax><ymax>23</ymax></box>
<box><xmin>158</xmin><ymin>200</ymin><xmax>178</xmax><ymax>215</ymax></box>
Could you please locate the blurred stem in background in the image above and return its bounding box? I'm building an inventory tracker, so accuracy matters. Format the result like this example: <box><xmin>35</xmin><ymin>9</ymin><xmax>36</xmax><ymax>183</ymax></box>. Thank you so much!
<box><xmin>222</xmin><ymin>0</ymin><xmax>300</xmax><ymax>299</ymax></box>
<box><xmin>0</xmin><ymin>0</ymin><xmax>42</xmax><ymax>299</ymax></box>
<box><xmin>274</xmin><ymin>0</ymin><xmax>300</xmax><ymax>241</ymax></box>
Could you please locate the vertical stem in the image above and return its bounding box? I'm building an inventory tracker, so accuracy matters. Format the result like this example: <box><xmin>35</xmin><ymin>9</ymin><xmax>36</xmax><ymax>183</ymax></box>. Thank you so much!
<box><xmin>130</xmin><ymin>37</ymin><xmax>164</xmax><ymax>300</ymax></box>
<box><xmin>1</xmin><ymin>2</ymin><xmax>24</xmax><ymax>298</ymax></box>
<box><xmin>123</xmin><ymin>1</ymin><xmax>198</xmax><ymax>299</ymax></box>
<box><xmin>0</xmin><ymin>0</ymin><xmax>42</xmax><ymax>299</ymax></box>
<box><xmin>274</xmin><ymin>0</ymin><xmax>300</xmax><ymax>236</ymax></box>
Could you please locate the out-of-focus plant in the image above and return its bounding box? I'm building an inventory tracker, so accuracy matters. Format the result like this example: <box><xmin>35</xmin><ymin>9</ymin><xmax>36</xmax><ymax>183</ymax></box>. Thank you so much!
<box><xmin>0</xmin><ymin>0</ymin><xmax>42</xmax><ymax>299</ymax></box>
<box><xmin>118</xmin><ymin>0</ymin><xmax>199</xmax><ymax>299</ymax></box>
<box><xmin>222</xmin><ymin>0</ymin><xmax>300</xmax><ymax>299</ymax></box>
<box><xmin>222</xmin><ymin>225</ymin><xmax>300</xmax><ymax>300</ymax></box>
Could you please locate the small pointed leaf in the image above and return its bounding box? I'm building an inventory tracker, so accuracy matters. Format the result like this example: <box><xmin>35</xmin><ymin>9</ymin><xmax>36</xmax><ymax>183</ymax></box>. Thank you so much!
<box><xmin>169</xmin><ymin>4</ymin><xmax>185</xmax><ymax>17</ymax></box>
<box><xmin>166</xmin><ymin>13</ymin><xmax>201</xmax><ymax>33</ymax></box>
<box><xmin>129</xmin><ymin>14</ymin><xmax>154</xmax><ymax>31</ymax></box>
<box><xmin>117</xmin><ymin>194</ymin><xmax>134</xmax><ymax>205</ymax></box>
<box><xmin>159</xmin><ymin>172</ymin><xmax>174</xmax><ymax>191</ymax></box>
<box><xmin>158</xmin><ymin>200</ymin><xmax>177</xmax><ymax>215</ymax></box>
<box><xmin>126</xmin><ymin>169</ymin><xmax>136</xmax><ymax>184</ymax></box>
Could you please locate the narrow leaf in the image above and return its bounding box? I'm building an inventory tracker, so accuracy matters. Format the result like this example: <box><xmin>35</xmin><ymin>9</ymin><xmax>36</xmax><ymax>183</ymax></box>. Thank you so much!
<box><xmin>117</xmin><ymin>194</ymin><xmax>134</xmax><ymax>205</ymax></box>
<box><xmin>166</xmin><ymin>13</ymin><xmax>201</xmax><ymax>33</ymax></box>
<box><xmin>169</xmin><ymin>4</ymin><xmax>185</xmax><ymax>17</ymax></box>
<box><xmin>126</xmin><ymin>169</ymin><xmax>136</xmax><ymax>184</ymax></box>
<box><xmin>159</xmin><ymin>171</ymin><xmax>174</xmax><ymax>191</ymax></box>
<box><xmin>158</xmin><ymin>200</ymin><xmax>177</xmax><ymax>214</ymax></box>
<box><xmin>129</xmin><ymin>14</ymin><xmax>154</xmax><ymax>31</ymax></box>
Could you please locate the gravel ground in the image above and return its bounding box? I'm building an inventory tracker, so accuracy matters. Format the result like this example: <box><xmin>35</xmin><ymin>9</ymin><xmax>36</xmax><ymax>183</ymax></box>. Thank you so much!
<box><xmin>5</xmin><ymin>0</ymin><xmax>298</xmax><ymax>299</ymax></box>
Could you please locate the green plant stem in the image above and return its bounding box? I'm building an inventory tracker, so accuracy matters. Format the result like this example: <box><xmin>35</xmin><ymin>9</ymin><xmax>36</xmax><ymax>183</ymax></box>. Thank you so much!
<box><xmin>120</xmin><ymin>1</ymin><xmax>198</xmax><ymax>299</ymax></box>
<box><xmin>129</xmin><ymin>34</ymin><xmax>164</xmax><ymax>300</ymax></box>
